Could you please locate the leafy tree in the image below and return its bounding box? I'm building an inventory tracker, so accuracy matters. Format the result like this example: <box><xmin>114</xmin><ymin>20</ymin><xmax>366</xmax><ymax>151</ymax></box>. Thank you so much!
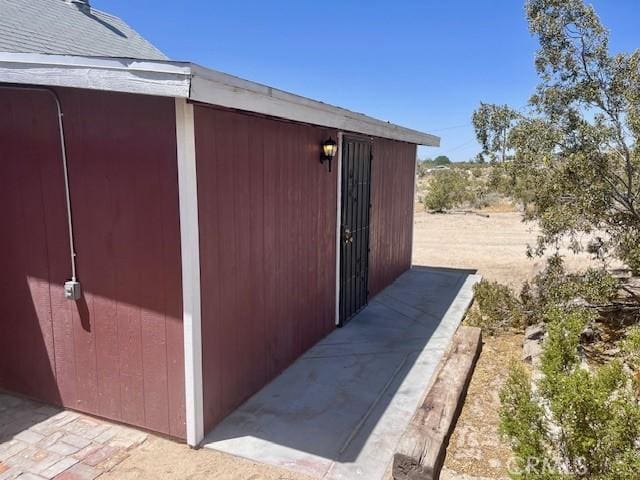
<box><xmin>472</xmin><ymin>103</ymin><xmax>520</xmax><ymax>163</ymax></box>
<box><xmin>472</xmin><ymin>0</ymin><xmax>640</xmax><ymax>273</ymax></box>
<box><xmin>423</xmin><ymin>170</ymin><xmax>469</xmax><ymax>212</ymax></box>
<box><xmin>433</xmin><ymin>155</ymin><xmax>451</xmax><ymax>166</ymax></box>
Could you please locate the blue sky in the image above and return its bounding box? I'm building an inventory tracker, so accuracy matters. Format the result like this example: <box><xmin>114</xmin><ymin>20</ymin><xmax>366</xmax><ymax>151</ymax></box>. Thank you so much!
<box><xmin>93</xmin><ymin>0</ymin><xmax>640</xmax><ymax>162</ymax></box>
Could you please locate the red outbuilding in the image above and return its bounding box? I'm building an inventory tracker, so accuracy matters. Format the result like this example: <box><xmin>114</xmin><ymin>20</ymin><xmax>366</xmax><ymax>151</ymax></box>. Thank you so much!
<box><xmin>0</xmin><ymin>52</ymin><xmax>439</xmax><ymax>446</ymax></box>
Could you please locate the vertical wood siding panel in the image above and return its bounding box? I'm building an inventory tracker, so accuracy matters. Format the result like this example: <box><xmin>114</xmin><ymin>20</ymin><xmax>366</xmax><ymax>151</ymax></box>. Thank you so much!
<box><xmin>216</xmin><ymin>113</ymin><xmax>238</xmax><ymax>417</ymax></box>
<box><xmin>136</xmin><ymin>113</ymin><xmax>172</xmax><ymax>434</ymax></box>
<box><xmin>37</xmin><ymin>92</ymin><xmax>77</xmax><ymax>408</ymax></box>
<box><xmin>262</xmin><ymin>119</ymin><xmax>278</xmax><ymax>381</ymax></box>
<box><xmin>292</xmin><ymin>125</ymin><xmax>304</xmax><ymax>359</ymax></box>
<box><xmin>234</xmin><ymin>114</ymin><xmax>254</xmax><ymax>405</ymax></box>
<box><xmin>195</xmin><ymin>108</ymin><xmax>223</xmax><ymax>429</ymax></box>
<box><xmin>67</xmin><ymin>89</ymin><xmax>182</xmax><ymax>434</ymax></box>
<box><xmin>369</xmin><ymin>139</ymin><xmax>416</xmax><ymax>296</ymax></box>
<box><xmin>160</xmin><ymin>121</ymin><xmax>187</xmax><ymax>439</ymax></box>
<box><xmin>0</xmin><ymin>91</ymin><xmax>60</xmax><ymax>404</ymax></box>
<box><xmin>303</xmin><ymin>127</ymin><xmax>316</xmax><ymax>350</ymax></box>
<box><xmin>284</xmin><ymin>125</ymin><xmax>297</xmax><ymax>363</ymax></box>
<box><xmin>67</xmin><ymin>101</ymin><xmax>119</xmax><ymax>418</ymax></box>
<box><xmin>0</xmin><ymin>88</ymin><xmax>185</xmax><ymax>438</ymax></box>
<box><xmin>273</xmin><ymin>124</ymin><xmax>286</xmax><ymax>368</ymax></box>
<box><xmin>248</xmin><ymin>117</ymin><xmax>267</xmax><ymax>393</ymax></box>
<box><xmin>196</xmin><ymin>107</ymin><xmax>338</xmax><ymax>432</ymax></box>
<box><xmin>308</xmin><ymin>128</ymin><xmax>321</xmax><ymax>345</ymax></box>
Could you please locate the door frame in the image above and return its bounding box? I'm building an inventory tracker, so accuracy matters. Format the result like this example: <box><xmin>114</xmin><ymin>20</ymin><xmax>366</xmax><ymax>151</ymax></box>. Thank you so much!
<box><xmin>334</xmin><ymin>133</ymin><xmax>344</xmax><ymax>326</ymax></box>
<box><xmin>334</xmin><ymin>133</ymin><xmax>373</xmax><ymax>326</ymax></box>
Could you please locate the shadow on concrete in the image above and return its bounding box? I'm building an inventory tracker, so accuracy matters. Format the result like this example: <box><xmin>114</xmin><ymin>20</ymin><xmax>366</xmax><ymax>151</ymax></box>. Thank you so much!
<box><xmin>204</xmin><ymin>266</ymin><xmax>481</xmax><ymax>479</ymax></box>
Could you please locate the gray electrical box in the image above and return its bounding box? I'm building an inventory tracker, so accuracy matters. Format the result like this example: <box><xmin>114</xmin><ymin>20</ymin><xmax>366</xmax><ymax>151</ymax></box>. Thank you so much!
<box><xmin>64</xmin><ymin>280</ymin><xmax>82</xmax><ymax>300</ymax></box>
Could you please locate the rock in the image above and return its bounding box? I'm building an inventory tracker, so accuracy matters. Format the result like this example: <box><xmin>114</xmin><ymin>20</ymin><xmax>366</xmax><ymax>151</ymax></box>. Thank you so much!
<box><xmin>580</xmin><ymin>326</ymin><xmax>598</xmax><ymax>343</ymax></box>
<box><xmin>610</xmin><ymin>268</ymin><xmax>632</xmax><ymax>280</ymax></box>
<box><xmin>604</xmin><ymin>347</ymin><xmax>621</xmax><ymax>357</ymax></box>
<box><xmin>525</xmin><ymin>324</ymin><xmax>545</xmax><ymax>341</ymax></box>
<box><xmin>523</xmin><ymin>339</ymin><xmax>543</xmax><ymax>364</ymax></box>
<box><xmin>567</xmin><ymin>297</ymin><xmax>590</xmax><ymax>308</ymax></box>
<box><xmin>586</xmin><ymin>237</ymin><xmax>604</xmax><ymax>255</ymax></box>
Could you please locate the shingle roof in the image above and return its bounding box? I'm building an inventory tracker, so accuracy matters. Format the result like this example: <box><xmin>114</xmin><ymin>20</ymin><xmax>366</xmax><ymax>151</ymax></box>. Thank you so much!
<box><xmin>0</xmin><ymin>0</ymin><xmax>167</xmax><ymax>60</ymax></box>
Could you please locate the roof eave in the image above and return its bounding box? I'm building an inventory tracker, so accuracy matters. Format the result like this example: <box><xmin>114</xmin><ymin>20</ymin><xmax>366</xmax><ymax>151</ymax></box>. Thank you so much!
<box><xmin>0</xmin><ymin>52</ymin><xmax>192</xmax><ymax>98</ymax></box>
<box><xmin>0</xmin><ymin>52</ymin><xmax>440</xmax><ymax>147</ymax></box>
<box><xmin>190</xmin><ymin>64</ymin><xmax>440</xmax><ymax>146</ymax></box>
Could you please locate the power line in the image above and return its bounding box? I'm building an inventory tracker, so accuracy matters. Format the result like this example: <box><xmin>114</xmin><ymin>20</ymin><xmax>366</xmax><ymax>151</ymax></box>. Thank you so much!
<box><xmin>428</xmin><ymin>123</ymin><xmax>472</xmax><ymax>132</ymax></box>
<box><xmin>441</xmin><ymin>138</ymin><xmax>477</xmax><ymax>154</ymax></box>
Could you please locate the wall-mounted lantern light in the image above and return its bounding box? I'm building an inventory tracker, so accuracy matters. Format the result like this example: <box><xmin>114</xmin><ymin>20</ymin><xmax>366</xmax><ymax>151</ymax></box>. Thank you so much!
<box><xmin>320</xmin><ymin>138</ymin><xmax>338</xmax><ymax>172</ymax></box>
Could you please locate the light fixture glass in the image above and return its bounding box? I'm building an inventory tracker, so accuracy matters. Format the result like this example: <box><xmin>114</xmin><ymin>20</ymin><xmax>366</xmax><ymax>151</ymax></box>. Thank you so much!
<box><xmin>322</xmin><ymin>138</ymin><xmax>338</xmax><ymax>158</ymax></box>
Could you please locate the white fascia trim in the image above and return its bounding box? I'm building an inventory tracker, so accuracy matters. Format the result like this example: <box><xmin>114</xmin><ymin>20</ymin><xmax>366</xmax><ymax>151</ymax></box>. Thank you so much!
<box><xmin>0</xmin><ymin>52</ymin><xmax>440</xmax><ymax>146</ymax></box>
<box><xmin>175</xmin><ymin>98</ymin><xmax>204</xmax><ymax>447</ymax></box>
<box><xmin>190</xmin><ymin>66</ymin><xmax>440</xmax><ymax>146</ymax></box>
<box><xmin>0</xmin><ymin>52</ymin><xmax>191</xmax><ymax>98</ymax></box>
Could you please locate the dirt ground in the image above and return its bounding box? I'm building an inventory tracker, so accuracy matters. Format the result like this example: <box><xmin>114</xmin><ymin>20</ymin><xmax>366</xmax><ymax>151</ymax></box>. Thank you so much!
<box><xmin>99</xmin><ymin>436</ymin><xmax>314</xmax><ymax>480</ymax></box>
<box><xmin>412</xmin><ymin>210</ymin><xmax>596</xmax><ymax>288</ymax></box>
<box><xmin>413</xmin><ymin>210</ymin><xmax>597</xmax><ymax>480</ymax></box>
<box><xmin>101</xmin><ymin>210</ymin><xmax>596</xmax><ymax>480</ymax></box>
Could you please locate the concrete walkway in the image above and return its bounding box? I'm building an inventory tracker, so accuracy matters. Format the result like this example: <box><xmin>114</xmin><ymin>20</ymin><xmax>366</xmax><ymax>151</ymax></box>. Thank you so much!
<box><xmin>203</xmin><ymin>266</ymin><xmax>481</xmax><ymax>480</ymax></box>
<box><xmin>0</xmin><ymin>394</ymin><xmax>147</xmax><ymax>479</ymax></box>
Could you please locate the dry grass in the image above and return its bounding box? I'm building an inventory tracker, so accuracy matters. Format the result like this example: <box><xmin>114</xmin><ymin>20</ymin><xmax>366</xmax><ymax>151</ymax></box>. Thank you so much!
<box><xmin>443</xmin><ymin>333</ymin><xmax>522</xmax><ymax>479</ymax></box>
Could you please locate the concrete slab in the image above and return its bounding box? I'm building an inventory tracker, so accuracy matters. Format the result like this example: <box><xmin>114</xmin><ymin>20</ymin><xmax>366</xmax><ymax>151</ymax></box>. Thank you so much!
<box><xmin>203</xmin><ymin>266</ymin><xmax>481</xmax><ymax>480</ymax></box>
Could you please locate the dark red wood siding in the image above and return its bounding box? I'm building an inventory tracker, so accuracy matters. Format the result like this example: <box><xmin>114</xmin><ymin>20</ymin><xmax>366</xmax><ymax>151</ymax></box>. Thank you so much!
<box><xmin>369</xmin><ymin>138</ymin><xmax>417</xmax><ymax>296</ymax></box>
<box><xmin>194</xmin><ymin>106</ymin><xmax>338</xmax><ymax>431</ymax></box>
<box><xmin>0</xmin><ymin>88</ymin><xmax>186</xmax><ymax>439</ymax></box>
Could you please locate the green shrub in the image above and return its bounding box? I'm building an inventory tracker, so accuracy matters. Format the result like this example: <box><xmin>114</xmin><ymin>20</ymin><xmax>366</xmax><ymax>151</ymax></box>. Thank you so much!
<box><xmin>498</xmin><ymin>365</ymin><xmax>548</xmax><ymax>477</ymax></box>
<box><xmin>471</xmin><ymin>191</ymin><xmax>501</xmax><ymax>210</ymax></box>
<box><xmin>467</xmin><ymin>258</ymin><xmax>618</xmax><ymax>335</ymax></box>
<box><xmin>423</xmin><ymin>170</ymin><xmax>470</xmax><ymax>212</ymax></box>
<box><xmin>521</xmin><ymin>256</ymin><xmax>618</xmax><ymax>325</ymax></box>
<box><xmin>466</xmin><ymin>280</ymin><xmax>526</xmax><ymax>334</ymax></box>
<box><xmin>617</xmin><ymin>232</ymin><xmax>640</xmax><ymax>276</ymax></box>
<box><xmin>539</xmin><ymin>307</ymin><xmax>594</xmax><ymax>392</ymax></box>
<box><xmin>500</xmin><ymin>307</ymin><xmax>640</xmax><ymax>479</ymax></box>
<box><xmin>622</xmin><ymin>326</ymin><xmax>640</xmax><ymax>373</ymax></box>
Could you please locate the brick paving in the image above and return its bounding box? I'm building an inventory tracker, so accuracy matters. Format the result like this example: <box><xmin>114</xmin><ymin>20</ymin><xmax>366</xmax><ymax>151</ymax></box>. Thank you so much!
<box><xmin>0</xmin><ymin>393</ymin><xmax>147</xmax><ymax>480</ymax></box>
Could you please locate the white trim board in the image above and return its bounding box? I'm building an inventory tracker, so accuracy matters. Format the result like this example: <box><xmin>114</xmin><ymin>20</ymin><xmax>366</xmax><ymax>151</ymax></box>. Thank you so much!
<box><xmin>189</xmin><ymin>67</ymin><xmax>440</xmax><ymax>146</ymax></box>
<box><xmin>0</xmin><ymin>52</ymin><xmax>440</xmax><ymax>147</ymax></box>
<box><xmin>175</xmin><ymin>98</ymin><xmax>204</xmax><ymax>447</ymax></box>
<box><xmin>0</xmin><ymin>53</ymin><xmax>191</xmax><ymax>98</ymax></box>
<box><xmin>334</xmin><ymin>133</ymin><xmax>344</xmax><ymax>326</ymax></box>
<box><xmin>409</xmin><ymin>146</ymin><xmax>419</xmax><ymax>265</ymax></box>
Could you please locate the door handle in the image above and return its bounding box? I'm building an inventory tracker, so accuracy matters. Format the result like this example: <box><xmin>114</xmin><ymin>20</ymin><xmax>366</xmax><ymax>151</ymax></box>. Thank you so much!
<box><xmin>342</xmin><ymin>227</ymin><xmax>354</xmax><ymax>245</ymax></box>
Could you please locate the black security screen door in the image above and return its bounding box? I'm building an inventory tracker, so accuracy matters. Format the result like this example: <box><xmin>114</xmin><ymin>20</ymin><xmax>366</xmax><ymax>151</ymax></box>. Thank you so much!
<box><xmin>339</xmin><ymin>136</ymin><xmax>372</xmax><ymax>326</ymax></box>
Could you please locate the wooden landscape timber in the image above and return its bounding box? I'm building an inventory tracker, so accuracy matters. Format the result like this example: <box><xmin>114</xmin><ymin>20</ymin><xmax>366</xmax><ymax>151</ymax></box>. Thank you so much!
<box><xmin>393</xmin><ymin>326</ymin><xmax>483</xmax><ymax>480</ymax></box>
